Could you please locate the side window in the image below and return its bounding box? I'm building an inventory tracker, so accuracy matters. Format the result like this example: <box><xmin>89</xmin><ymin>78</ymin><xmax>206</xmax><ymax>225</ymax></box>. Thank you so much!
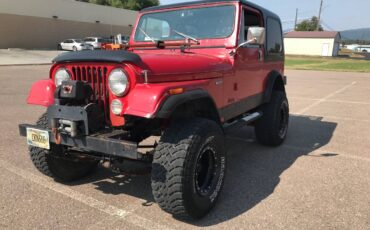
<box><xmin>239</xmin><ymin>8</ymin><xmax>263</xmax><ymax>44</ymax></box>
<box><xmin>244</xmin><ymin>10</ymin><xmax>263</xmax><ymax>41</ymax></box>
<box><xmin>267</xmin><ymin>18</ymin><xmax>283</xmax><ymax>55</ymax></box>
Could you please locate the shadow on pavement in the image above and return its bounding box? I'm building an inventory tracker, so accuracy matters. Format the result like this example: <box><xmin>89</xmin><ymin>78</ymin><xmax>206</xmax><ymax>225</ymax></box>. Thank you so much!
<box><xmin>68</xmin><ymin>114</ymin><xmax>337</xmax><ymax>225</ymax></box>
<box><xmin>68</xmin><ymin>166</ymin><xmax>154</xmax><ymax>205</ymax></box>
<box><xmin>192</xmin><ymin>114</ymin><xmax>337</xmax><ymax>226</ymax></box>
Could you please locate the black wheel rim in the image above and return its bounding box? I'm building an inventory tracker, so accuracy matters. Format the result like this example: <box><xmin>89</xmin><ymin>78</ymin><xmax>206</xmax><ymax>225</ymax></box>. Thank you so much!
<box><xmin>278</xmin><ymin>102</ymin><xmax>289</xmax><ymax>138</ymax></box>
<box><xmin>195</xmin><ymin>147</ymin><xmax>217</xmax><ymax>197</ymax></box>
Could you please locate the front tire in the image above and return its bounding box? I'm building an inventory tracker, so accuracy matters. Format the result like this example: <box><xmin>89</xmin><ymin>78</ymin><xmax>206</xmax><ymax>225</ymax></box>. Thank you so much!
<box><xmin>254</xmin><ymin>91</ymin><xmax>289</xmax><ymax>146</ymax></box>
<box><xmin>29</xmin><ymin>113</ymin><xmax>98</xmax><ymax>182</ymax></box>
<box><xmin>151</xmin><ymin>118</ymin><xmax>226</xmax><ymax>219</ymax></box>
<box><xmin>72</xmin><ymin>46</ymin><xmax>77</xmax><ymax>51</ymax></box>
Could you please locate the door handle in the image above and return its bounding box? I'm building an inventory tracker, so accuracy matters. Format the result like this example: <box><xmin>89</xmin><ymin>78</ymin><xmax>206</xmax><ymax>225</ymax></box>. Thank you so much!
<box><xmin>258</xmin><ymin>49</ymin><xmax>264</xmax><ymax>62</ymax></box>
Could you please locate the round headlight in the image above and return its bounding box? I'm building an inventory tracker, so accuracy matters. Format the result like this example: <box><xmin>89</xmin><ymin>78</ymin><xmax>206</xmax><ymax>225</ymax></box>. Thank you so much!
<box><xmin>108</xmin><ymin>68</ymin><xmax>129</xmax><ymax>96</ymax></box>
<box><xmin>111</xmin><ymin>99</ymin><xmax>123</xmax><ymax>115</ymax></box>
<box><xmin>54</xmin><ymin>68</ymin><xmax>71</xmax><ymax>86</ymax></box>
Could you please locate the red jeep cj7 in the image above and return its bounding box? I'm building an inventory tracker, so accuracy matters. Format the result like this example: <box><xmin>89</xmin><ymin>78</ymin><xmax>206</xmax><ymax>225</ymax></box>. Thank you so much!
<box><xmin>19</xmin><ymin>0</ymin><xmax>288</xmax><ymax>218</ymax></box>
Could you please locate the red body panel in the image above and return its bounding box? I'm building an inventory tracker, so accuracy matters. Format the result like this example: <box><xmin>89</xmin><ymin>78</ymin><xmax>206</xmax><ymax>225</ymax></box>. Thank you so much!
<box><xmin>122</xmin><ymin>80</ymin><xmax>210</xmax><ymax>118</ymax></box>
<box><xmin>27</xmin><ymin>79</ymin><xmax>56</xmax><ymax>107</ymax></box>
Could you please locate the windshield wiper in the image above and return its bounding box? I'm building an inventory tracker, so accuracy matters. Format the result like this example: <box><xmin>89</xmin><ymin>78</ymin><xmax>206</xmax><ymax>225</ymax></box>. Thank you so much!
<box><xmin>172</xmin><ymin>30</ymin><xmax>200</xmax><ymax>45</ymax></box>
<box><xmin>138</xmin><ymin>27</ymin><xmax>156</xmax><ymax>44</ymax></box>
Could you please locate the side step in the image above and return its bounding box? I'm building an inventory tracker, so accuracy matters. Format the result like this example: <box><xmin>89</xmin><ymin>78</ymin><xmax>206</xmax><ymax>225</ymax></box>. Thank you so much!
<box><xmin>223</xmin><ymin>112</ymin><xmax>262</xmax><ymax>130</ymax></box>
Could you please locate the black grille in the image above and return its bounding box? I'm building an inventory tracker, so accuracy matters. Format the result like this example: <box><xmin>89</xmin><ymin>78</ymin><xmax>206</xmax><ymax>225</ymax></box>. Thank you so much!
<box><xmin>69</xmin><ymin>65</ymin><xmax>109</xmax><ymax>121</ymax></box>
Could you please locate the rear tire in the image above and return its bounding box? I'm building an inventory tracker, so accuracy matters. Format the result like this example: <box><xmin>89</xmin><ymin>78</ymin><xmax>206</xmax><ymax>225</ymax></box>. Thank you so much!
<box><xmin>29</xmin><ymin>113</ymin><xmax>98</xmax><ymax>182</ymax></box>
<box><xmin>151</xmin><ymin>118</ymin><xmax>226</xmax><ymax>219</ymax></box>
<box><xmin>254</xmin><ymin>91</ymin><xmax>289</xmax><ymax>146</ymax></box>
<box><xmin>57</xmin><ymin>44</ymin><xmax>62</xmax><ymax>50</ymax></box>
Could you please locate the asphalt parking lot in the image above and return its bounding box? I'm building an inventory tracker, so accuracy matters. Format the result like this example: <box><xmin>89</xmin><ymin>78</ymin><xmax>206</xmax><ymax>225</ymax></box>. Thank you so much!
<box><xmin>0</xmin><ymin>66</ymin><xmax>369</xmax><ymax>229</ymax></box>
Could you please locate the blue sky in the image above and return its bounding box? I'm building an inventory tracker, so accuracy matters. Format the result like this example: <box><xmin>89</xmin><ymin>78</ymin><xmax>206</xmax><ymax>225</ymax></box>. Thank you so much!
<box><xmin>159</xmin><ymin>0</ymin><xmax>370</xmax><ymax>31</ymax></box>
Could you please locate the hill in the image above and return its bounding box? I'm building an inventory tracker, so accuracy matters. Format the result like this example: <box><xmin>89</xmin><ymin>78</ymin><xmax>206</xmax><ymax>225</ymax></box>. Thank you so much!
<box><xmin>341</xmin><ymin>28</ymin><xmax>370</xmax><ymax>41</ymax></box>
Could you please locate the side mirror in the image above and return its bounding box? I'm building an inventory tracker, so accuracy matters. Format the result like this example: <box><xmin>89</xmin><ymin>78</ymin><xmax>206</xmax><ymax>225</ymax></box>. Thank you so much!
<box><xmin>246</xmin><ymin>27</ymin><xmax>265</xmax><ymax>45</ymax></box>
<box><xmin>230</xmin><ymin>27</ymin><xmax>265</xmax><ymax>56</ymax></box>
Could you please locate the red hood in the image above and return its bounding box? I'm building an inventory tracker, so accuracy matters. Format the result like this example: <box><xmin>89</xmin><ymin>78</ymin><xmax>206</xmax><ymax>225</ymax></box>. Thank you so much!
<box><xmin>136</xmin><ymin>52</ymin><xmax>232</xmax><ymax>78</ymax></box>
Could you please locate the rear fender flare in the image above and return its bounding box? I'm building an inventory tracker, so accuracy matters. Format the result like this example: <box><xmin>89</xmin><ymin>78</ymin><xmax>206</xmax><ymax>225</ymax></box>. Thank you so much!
<box><xmin>263</xmin><ymin>71</ymin><xmax>286</xmax><ymax>103</ymax></box>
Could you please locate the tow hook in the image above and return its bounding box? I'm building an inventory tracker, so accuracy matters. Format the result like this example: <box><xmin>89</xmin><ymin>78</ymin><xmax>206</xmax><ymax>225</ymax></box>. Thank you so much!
<box><xmin>52</xmin><ymin>127</ymin><xmax>62</xmax><ymax>145</ymax></box>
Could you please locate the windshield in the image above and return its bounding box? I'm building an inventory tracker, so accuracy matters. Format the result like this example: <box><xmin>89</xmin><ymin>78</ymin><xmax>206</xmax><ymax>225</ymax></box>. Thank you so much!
<box><xmin>74</xmin><ymin>39</ymin><xmax>83</xmax><ymax>43</ymax></box>
<box><xmin>134</xmin><ymin>5</ymin><xmax>235</xmax><ymax>42</ymax></box>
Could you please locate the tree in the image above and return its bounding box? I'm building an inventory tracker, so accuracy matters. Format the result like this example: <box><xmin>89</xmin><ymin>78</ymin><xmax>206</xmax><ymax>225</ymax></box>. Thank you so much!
<box><xmin>123</xmin><ymin>0</ymin><xmax>160</xmax><ymax>10</ymax></box>
<box><xmin>296</xmin><ymin>16</ymin><xmax>323</xmax><ymax>31</ymax></box>
<box><xmin>76</xmin><ymin>0</ymin><xmax>160</xmax><ymax>11</ymax></box>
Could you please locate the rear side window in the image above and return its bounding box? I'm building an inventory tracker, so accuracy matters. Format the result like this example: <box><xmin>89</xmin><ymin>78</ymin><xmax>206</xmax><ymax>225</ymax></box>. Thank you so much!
<box><xmin>267</xmin><ymin>18</ymin><xmax>283</xmax><ymax>55</ymax></box>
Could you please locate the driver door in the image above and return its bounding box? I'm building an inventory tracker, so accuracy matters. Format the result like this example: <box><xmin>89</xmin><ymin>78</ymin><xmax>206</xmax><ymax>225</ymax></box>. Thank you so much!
<box><xmin>234</xmin><ymin>6</ymin><xmax>265</xmax><ymax>103</ymax></box>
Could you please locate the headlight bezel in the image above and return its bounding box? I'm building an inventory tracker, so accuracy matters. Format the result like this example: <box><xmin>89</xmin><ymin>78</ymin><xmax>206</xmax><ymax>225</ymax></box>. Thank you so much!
<box><xmin>54</xmin><ymin>67</ymin><xmax>71</xmax><ymax>86</ymax></box>
<box><xmin>108</xmin><ymin>68</ymin><xmax>130</xmax><ymax>97</ymax></box>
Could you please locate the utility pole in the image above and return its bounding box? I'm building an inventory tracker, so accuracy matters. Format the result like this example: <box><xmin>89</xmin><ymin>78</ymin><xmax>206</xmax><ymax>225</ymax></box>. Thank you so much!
<box><xmin>294</xmin><ymin>8</ymin><xmax>298</xmax><ymax>31</ymax></box>
<box><xmin>316</xmin><ymin>0</ymin><xmax>323</xmax><ymax>31</ymax></box>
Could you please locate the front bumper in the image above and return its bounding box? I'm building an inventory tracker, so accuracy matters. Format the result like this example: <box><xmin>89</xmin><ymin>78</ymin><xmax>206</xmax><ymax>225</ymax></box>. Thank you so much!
<box><xmin>19</xmin><ymin>124</ymin><xmax>140</xmax><ymax>160</ymax></box>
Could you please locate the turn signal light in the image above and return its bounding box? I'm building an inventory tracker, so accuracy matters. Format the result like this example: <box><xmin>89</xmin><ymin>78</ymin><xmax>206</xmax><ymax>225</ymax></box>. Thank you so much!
<box><xmin>169</xmin><ymin>88</ymin><xmax>184</xmax><ymax>95</ymax></box>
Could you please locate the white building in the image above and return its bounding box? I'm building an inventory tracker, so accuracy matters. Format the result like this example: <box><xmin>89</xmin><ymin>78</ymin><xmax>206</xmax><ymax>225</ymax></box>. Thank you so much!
<box><xmin>0</xmin><ymin>0</ymin><xmax>138</xmax><ymax>49</ymax></box>
<box><xmin>284</xmin><ymin>31</ymin><xmax>341</xmax><ymax>57</ymax></box>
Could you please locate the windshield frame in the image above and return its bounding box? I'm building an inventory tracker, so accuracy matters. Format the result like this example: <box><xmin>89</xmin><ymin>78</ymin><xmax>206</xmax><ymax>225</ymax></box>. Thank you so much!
<box><xmin>131</xmin><ymin>3</ymin><xmax>239</xmax><ymax>46</ymax></box>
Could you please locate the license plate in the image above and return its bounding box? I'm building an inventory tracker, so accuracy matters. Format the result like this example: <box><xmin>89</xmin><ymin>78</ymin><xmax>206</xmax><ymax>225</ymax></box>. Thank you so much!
<box><xmin>26</xmin><ymin>128</ymin><xmax>50</xmax><ymax>150</ymax></box>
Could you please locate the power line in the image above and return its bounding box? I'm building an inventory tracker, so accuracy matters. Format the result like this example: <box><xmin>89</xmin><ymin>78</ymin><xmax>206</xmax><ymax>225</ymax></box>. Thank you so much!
<box><xmin>282</xmin><ymin>17</ymin><xmax>312</xmax><ymax>23</ymax></box>
<box><xmin>321</xmin><ymin>20</ymin><xmax>336</xmax><ymax>31</ymax></box>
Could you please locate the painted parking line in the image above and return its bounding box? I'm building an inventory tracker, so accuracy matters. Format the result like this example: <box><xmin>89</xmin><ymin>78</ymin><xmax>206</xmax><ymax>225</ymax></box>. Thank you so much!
<box><xmin>225</xmin><ymin>137</ymin><xmax>370</xmax><ymax>163</ymax></box>
<box><xmin>290</xmin><ymin>113</ymin><xmax>370</xmax><ymax>123</ymax></box>
<box><xmin>296</xmin><ymin>81</ymin><xmax>357</xmax><ymax>115</ymax></box>
<box><xmin>282</xmin><ymin>144</ymin><xmax>370</xmax><ymax>163</ymax></box>
<box><xmin>289</xmin><ymin>97</ymin><xmax>370</xmax><ymax>106</ymax></box>
<box><xmin>0</xmin><ymin>159</ymin><xmax>172</xmax><ymax>230</ymax></box>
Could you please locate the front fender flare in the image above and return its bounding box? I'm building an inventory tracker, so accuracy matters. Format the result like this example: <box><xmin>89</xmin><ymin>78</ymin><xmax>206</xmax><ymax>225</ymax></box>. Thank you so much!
<box><xmin>27</xmin><ymin>79</ymin><xmax>56</xmax><ymax>107</ymax></box>
<box><xmin>156</xmin><ymin>89</ymin><xmax>217</xmax><ymax>118</ymax></box>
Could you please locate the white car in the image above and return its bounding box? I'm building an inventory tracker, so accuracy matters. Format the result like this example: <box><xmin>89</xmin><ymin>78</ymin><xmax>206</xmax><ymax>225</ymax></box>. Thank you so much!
<box><xmin>83</xmin><ymin>37</ymin><xmax>103</xmax><ymax>49</ymax></box>
<box><xmin>58</xmin><ymin>39</ymin><xmax>92</xmax><ymax>51</ymax></box>
<box><xmin>358</xmin><ymin>47</ymin><xmax>370</xmax><ymax>53</ymax></box>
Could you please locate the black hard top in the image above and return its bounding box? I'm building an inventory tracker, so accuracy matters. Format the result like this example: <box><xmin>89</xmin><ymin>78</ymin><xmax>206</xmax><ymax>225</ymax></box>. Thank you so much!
<box><xmin>141</xmin><ymin>0</ymin><xmax>280</xmax><ymax>20</ymax></box>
